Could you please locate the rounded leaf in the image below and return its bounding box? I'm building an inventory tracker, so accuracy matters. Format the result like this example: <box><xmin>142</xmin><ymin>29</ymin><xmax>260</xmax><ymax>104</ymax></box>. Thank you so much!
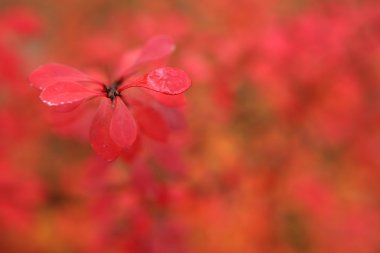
<box><xmin>145</xmin><ymin>67</ymin><xmax>191</xmax><ymax>95</ymax></box>
<box><xmin>135</xmin><ymin>35</ymin><xmax>175</xmax><ymax>65</ymax></box>
<box><xmin>40</xmin><ymin>82</ymin><xmax>101</xmax><ymax>106</ymax></box>
<box><xmin>109</xmin><ymin>98</ymin><xmax>138</xmax><ymax>148</ymax></box>
<box><xmin>29</xmin><ymin>63</ymin><xmax>101</xmax><ymax>90</ymax></box>
<box><xmin>90</xmin><ymin>99</ymin><xmax>122</xmax><ymax>161</ymax></box>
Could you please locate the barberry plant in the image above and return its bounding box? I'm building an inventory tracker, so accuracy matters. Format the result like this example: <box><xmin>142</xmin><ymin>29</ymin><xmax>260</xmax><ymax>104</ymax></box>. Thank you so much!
<box><xmin>29</xmin><ymin>35</ymin><xmax>191</xmax><ymax>161</ymax></box>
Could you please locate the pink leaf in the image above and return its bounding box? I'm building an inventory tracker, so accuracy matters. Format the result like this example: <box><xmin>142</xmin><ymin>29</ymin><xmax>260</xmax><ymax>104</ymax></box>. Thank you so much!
<box><xmin>109</xmin><ymin>98</ymin><xmax>137</xmax><ymax>148</ymax></box>
<box><xmin>114</xmin><ymin>35</ymin><xmax>175</xmax><ymax>80</ymax></box>
<box><xmin>29</xmin><ymin>63</ymin><xmax>101</xmax><ymax>90</ymax></box>
<box><xmin>40</xmin><ymin>82</ymin><xmax>101</xmax><ymax>106</ymax></box>
<box><xmin>90</xmin><ymin>99</ymin><xmax>122</xmax><ymax>161</ymax></box>
<box><xmin>50</xmin><ymin>101</ymin><xmax>82</xmax><ymax>113</ymax></box>
<box><xmin>145</xmin><ymin>67</ymin><xmax>191</xmax><ymax>94</ymax></box>
<box><xmin>113</xmin><ymin>49</ymin><xmax>140</xmax><ymax>80</ymax></box>
<box><xmin>135</xmin><ymin>35</ymin><xmax>175</xmax><ymax>66</ymax></box>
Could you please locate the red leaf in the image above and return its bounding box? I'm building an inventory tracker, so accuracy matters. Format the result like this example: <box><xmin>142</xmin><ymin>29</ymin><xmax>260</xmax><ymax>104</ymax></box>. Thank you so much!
<box><xmin>29</xmin><ymin>63</ymin><xmax>101</xmax><ymax>90</ymax></box>
<box><xmin>113</xmin><ymin>50</ymin><xmax>140</xmax><ymax>80</ymax></box>
<box><xmin>135</xmin><ymin>35</ymin><xmax>175</xmax><ymax>66</ymax></box>
<box><xmin>133</xmin><ymin>104</ymin><xmax>169</xmax><ymax>142</ymax></box>
<box><xmin>114</xmin><ymin>36</ymin><xmax>175</xmax><ymax>80</ymax></box>
<box><xmin>40</xmin><ymin>82</ymin><xmax>101</xmax><ymax>106</ymax></box>
<box><xmin>145</xmin><ymin>67</ymin><xmax>191</xmax><ymax>94</ymax></box>
<box><xmin>90</xmin><ymin>99</ymin><xmax>122</xmax><ymax>161</ymax></box>
<box><xmin>109</xmin><ymin>97</ymin><xmax>137</xmax><ymax>148</ymax></box>
<box><xmin>50</xmin><ymin>101</ymin><xmax>82</xmax><ymax>113</ymax></box>
<box><xmin>120</xmin><ymin>135</ymin><xmax>141</xmax><ymax>162</ymax></box>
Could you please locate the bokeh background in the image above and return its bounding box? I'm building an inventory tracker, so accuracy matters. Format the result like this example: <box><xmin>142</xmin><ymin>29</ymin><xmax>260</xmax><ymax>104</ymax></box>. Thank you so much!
<box><xmin>1</xmin><ymin>0</ymin><xmax>380</xmax><ymax>252</ymax></box>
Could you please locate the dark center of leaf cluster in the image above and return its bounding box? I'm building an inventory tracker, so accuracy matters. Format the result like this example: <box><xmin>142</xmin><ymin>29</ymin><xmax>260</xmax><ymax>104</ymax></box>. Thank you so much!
<box><xmin>105</xmin><ymin>79</ymin><xmax>123</xmax><ymax>101</ymax></box>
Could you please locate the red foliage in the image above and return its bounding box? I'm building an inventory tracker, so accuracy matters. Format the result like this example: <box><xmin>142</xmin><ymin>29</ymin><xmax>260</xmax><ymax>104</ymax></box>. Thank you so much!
<box><xmin>1</xmin><ymin>1</ymin><xmax>380</xmax><ymax>253</ymax></box>
<box><xmin>30</xmin><ymin>36</ymin><xmax>191</xmax><ymax>161</ymax></box>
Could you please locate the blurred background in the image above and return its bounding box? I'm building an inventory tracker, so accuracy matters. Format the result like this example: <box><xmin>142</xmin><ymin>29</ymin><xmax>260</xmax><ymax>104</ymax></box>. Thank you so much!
<box><xmin>1</xmin><ymin>0</ymin><xmax>380</xmax><ymax>252</ymax></box>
